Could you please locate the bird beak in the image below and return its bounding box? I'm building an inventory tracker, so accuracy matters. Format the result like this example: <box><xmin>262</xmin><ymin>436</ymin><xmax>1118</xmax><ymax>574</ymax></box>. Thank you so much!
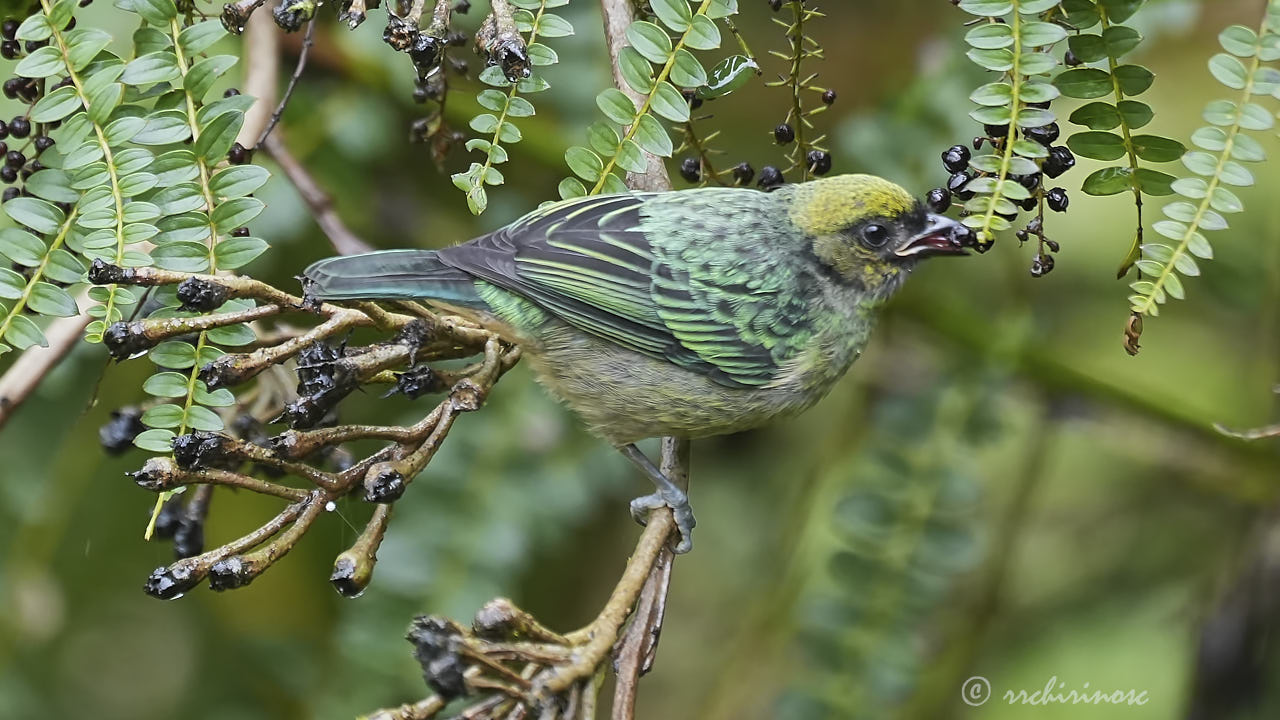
<box><xmin>895</xmin><ymin>214</ymin><xmax>972</xmax><ymax>258</ymax></box>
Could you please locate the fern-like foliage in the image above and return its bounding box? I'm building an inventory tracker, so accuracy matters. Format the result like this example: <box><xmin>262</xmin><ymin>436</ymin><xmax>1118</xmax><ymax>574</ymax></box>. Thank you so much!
<box><xmin>957</xmin><ymin>0</ymin><xmax>1069</xmax><ymax>247</ymax></box>
<box><xmin>453</xmin><ymin>0</ymin><xmax>572</xmax><ymax>214</ymax></box>
<box><xmin>1054</xmin><ymin>0</ymin><xmax>1183</xmax><ymax>275</ymax></box>
<box><xmin>0</xmin><ymin>0</ymin><xmax>268</xmax><ymax>525</ymax></box>
<box><xmin>1123</xmin><ymin>1</ymin><xmax>1280</xmax><ymax>354</ymax></box>
<box><xmin>560</xmin><ymin>0</ymin><xmax>742</xmax><ymax>198</ymax></box>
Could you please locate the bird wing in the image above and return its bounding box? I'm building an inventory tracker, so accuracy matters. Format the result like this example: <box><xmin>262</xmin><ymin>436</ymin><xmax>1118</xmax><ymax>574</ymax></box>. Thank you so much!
<box><xmin>436</xmin><ymin>190</ymin><xmax>816</xmax><ymax>388</ymax></box>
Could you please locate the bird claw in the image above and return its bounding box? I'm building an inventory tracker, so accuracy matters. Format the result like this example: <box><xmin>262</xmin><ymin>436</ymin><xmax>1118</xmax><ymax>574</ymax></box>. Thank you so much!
<box><xmin>629</xmin><ymin>488</ymin><xmax>696</xmax><ymax>554</ymax></box>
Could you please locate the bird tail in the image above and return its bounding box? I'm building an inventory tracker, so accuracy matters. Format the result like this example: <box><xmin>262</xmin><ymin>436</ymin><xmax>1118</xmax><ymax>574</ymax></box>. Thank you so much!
<box><xmin>303</xmin><ymin>249</ymin><xmax>485</xmax><ymax>306</ymax></box>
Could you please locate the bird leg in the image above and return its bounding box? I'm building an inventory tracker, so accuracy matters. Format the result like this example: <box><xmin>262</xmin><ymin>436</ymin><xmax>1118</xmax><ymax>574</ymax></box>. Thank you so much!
<box><xmin>617</xmin><ymin>443</ymin><xmax>695</xmax><ymax>554</ymax></box>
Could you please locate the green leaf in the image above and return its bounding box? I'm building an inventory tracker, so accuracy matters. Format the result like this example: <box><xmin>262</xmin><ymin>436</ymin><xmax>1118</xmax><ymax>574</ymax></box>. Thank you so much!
<box><xmin>1208</xmin><ymin>53</ymin><xmax>1248</xmax><ymax>89</ymax></box>
<box><xmin>1134</xmin><ymin>169</ymin><xmax>1176</xmax><ymax>196</ymax></box>
<box><xmin>650</xmin><ymin>81</ymin><xmax>690</xmax><ymax>122</ymax></box>
<box><xmin>133</xmin><ymin>428</ymin><xmax>176</xmax><ymax>452</ymax></box>
<box><xmin>143</xmin><ymin>371</ymin><xmax>190</xmax><ymax>397</ymax></box>
<box><xmin>211</xmin><ymin>197</ymin><xmax>265</xmax><ymax>233</ymax></box>
<box><xmin>15</xmin><ymin>14</ymin><xmax>52</xmax><ymax>43</ymax></box>
<box><xmin>683</xmin><ymin>15</ymin><xmax>720</xmax><ymax>51</ymax></box>
<box><xmin>970</xmin><ymin>82</ymin><xmax>1012</xmax><ymax>106</ymax></box>
<box><xmin>614</xmin><ymin>139</ymin><xmax>647</xmax><ymax>174</ymax></box>
<box><xmin>632</xmin><ymin>114</ymin><xmax>673</xmax><ymax>158</ymax></box>
<box><xmin>206</xmin><ymin>322</ymin><xmax>255</xmax><ymax>346</ymax></box>
<box><xmin>179</xmin><ymin>20</ymin><xmax>226</xmax><ymax>55</ymax></box>
<box><xmin>707</xmin><ymin>0</ymin><xmax>738</xmax><ymax>19</ymax></box>
<box><xmin>24</xmin><ymin>169</ymin><xmax>79</xmax><ymax>204</ymax></box>
<box><xmin>965</xmin><ymin>23</ymin><xmax>1014</xmax><ymax>50</ymax></box>
<box><xmin>184</xmin><ymin>55</ymin><xmax>237</xmax><ymax>100</ymax></box>
<box><xmin>26</xmin><ymin>282</ymin><xmax>77</xmax><ymax>316</ymax></box>
<box><xmin>1219</xmin><ymin>25</ymin><xmax>1258</xmax><ymax>58</ymax></box>
<box><xmin>1099</xmin><ymin>0</ymin><xmax>1142</xmax><ymax>23</ymax></box>
<box><xmin>969</xmin><ymin>105</ymin><xmax>1011</xmax><ymax>125</ymax></box>
<box><xmin>1068</xmin><ymin>101</ymin><xmax>1121</xmax><ymax>130</ymax></box>
<box><xmin>958</xmin><ymin>0</ymin><xmax>1013</xmax><ymax>17</ymax></box>
<box><xmin>967</xmin><ymin>48</ymin><xmax>1014</xmax><ymax>72</ymax></box>
<box><xmin>670</xmin><ymin>49</ymin><xmax>707</xmax><ymax>88</ymax></box>
<box><xmin>1113</xmin><ymin>64</ymin><xmax>1154</xmax><ymax>95</ymax></box>
<box><xmin>1015</xmin><ymin>107</ymin><xmax>1054</xmax><ymax>128</ymax></box>
<box><xmin>1130</xmin><ymin>135</ymin><xmax>1185</xmax><ymax>163</ymax></box>
<box><xmin>1055</xmin><ymin>68</ymin><xmax>1113</xmax><ymax>99</ymax></box>
<box><xmin>15</xmin><ymin>46</ymin><xmax>65</xmax><ymax>79</ymax></box>
<box><xmin>185</xmin><ymin>405</ymin><xmax>223</xmax><ymax>432</ymax></box>
<box><xmin>0</xmin><ymin>228</ymin><xmax>46</xmax><ymax>266</ymax></box>
<box><xmin>43</xmin><ymin>249</ymin><xmax>86</xmax><ymax>284</ymax></box>
<box><xmin>535</xmin><ymin>13</ymin><xmax>574</xmax><ymax>38</ymax></box>
<box><xmin>193</xmin><ymin>111</ymin><xmax>243</xmax><ymax>161</ymax></box>
<box><xmin>210</xmin><ymin>165</ymin><xmax>270</xmax><ymax>198</ymax></box>
<box><xmin>30</xmin><ymin>86</ymin><xmax>82</xmax><ymax>123</ymax></box>
<box><xmin>587</xmin><ymin>121</ymin><xmax>620</xmax><ymax>156</ymax></box>
<box><xmin>597</xmin><ymin>88</ymin><xmax>637</xmax><ymax>125</ymax></box>
<box><xmin>142</xmin><ymin>403</ymin><xmax>185</xmax><ymax>429</ymax></box>
<box><xmin>0</xmin><ymin>267</ymin><xmax>27</xmax><ymax>299</ymax></box>
<box><xmin>1180</xmin><ymin>151</ymin><xmax>1217</xmax><ymax>177</ymax></box>
<box><xmin>1067</xmin><ymin>34</ymin><xmax>1106</xmax><ymax>63</ymax></box>
<box><xmin>565</xmin><ymin>146</ymin><xmax>604</xmax><ymax>182</ymax></box>
<box><xmin>698</xmin><ymin>55</ymin><xmax>756</xmax><ymax>99</ymax></box>
<box><xmin>1116</xmin><ymin>100</ymin><xmax>1153</xmax><ymax>129</ymax></box>
<box><xmin>618</xmin><ymin>46</ymin><xmax>655</xmax><ymax>93</ymax></box>
<box><xmin>651</xmin><ymin>0</ymin><xmax>692</xmax><ymax>31</ymax></box>
<box><xmin>1217</xmin><ymin>160</ymin><xmax>1254</xmax><ymax>187</ymax></box>
<box><xmin>1019</xmin><ymin>21</ymin><xmax>1066</xmax><ymax>47</ymax></box>
<box><xmin>133</xmin><ymin>110</ymin><xmax>191</xmax><ymax>144</ymax></box>
<box><xmin>133</xmin><ymin>0</ymin><xmax>178</xmax><ymax>25</ymax></box>
<box><xmin>626</xmin><ymin>21</ymin><xmax>672</xmax><ymax>64</ymax></box>
<box><xmin>1020</xmin><ymin>81</ymin><xmax>1059</xmax><ymax>104</ymax></box>
<box><xmin>1081</xmin><ymin>166</ymin><xmax>1133</xmax><ymax>196</ymax></box>
<box><xmin>558</xmin><ymin>177</ymin><xmax>587</xmax><ymax>199</ymax></box>
<box><xmin>1102</xmin><ymin>25</ymin><xmax>1142</xmax><ymax>58</ymax></box>
<box><xmin>5</xmin><ymin>314</ymin><xmax>47</xmax><ymax>349</ymax></box>
<box><xmin>152</xmin><ymin>241</ymin><xmax>209</xmax><ymax>272</ymax></box>
<box><xmin>85</xmin><ymin>82</ymin><xmax>123</xmax><ymax>124</ymax></box>
<box><xmin>527</xmin><ymin>42</ymin><xmax>558</xmax><ymax>66</ymax></box>
<box><xmin>121</xmin><ymin>51</ymin><xmax>181</xmax><ymax>86</ymax></box>
<box><xmin>1019</xmin><ymin>52</ymin><xmax>1057</xmax><ymax>76</ymax></box>
<box><xmin>213</xmin><ymin>236</ymin><xmax>268</xmax><ymax>269</ymax></box>
<box><xmin>65</xmin><ymin>28</ymin><xmax>112</xmax><ymax>71</ymax></box>
<box><xmin>1068</xmin><ymin>131</ymin><xmax>1126</xmax><ymax>161</ymax></box>
<box><xmin>5</xmin><ymin>197</ymin><xmax>65</xmax><ymax>235</ymax></box>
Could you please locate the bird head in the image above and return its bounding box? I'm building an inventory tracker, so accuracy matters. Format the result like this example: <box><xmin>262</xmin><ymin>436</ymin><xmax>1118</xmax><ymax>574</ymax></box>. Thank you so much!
<box><xmin>786</xmin><ymin>174</ymin><xmax>972</xmax><ymax>298</ymax></box>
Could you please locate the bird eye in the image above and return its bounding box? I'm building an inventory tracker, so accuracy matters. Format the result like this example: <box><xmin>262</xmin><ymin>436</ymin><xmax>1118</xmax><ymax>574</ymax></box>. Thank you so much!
<box><xmin>861</xmin><ymin>224</ymin><xmax>890</xmax><ymax>248</ymax></box>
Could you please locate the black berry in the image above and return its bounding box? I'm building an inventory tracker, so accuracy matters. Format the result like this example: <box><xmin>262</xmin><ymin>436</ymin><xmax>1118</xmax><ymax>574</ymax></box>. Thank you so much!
<box><xmin>773</xmin><ymin>123</ymin><xmax>795</xmax><ymax>145</ymax></box>
<box><xmin>1</xmin><ymin>20</ymin><xmax>17</xmax><ymax>40</ymax></box>
<box><xmin>0</xmin><ymin>165</ymin><xmax>17</xmax><ymax>184</ymax></box>
<box><xmin>984</xmin><ymin>123</ymin><xmax>1009</xmax><ymax>139</ymax></box>
<box><xmin>2</xmin><ymin>187</ymin><xmax>18</xmax><ymax>202</ymax></box>
<box><xmin>1046</xmin><ymin>187</ymin><xmax>1069</xmax><ymax>212</ymax></box>
<box><xmin>1024</xmin><ymin>122</ymin><xmax>1059</xmax><ymax>147</ymax></box>
<box><xmin>757</xmin><ymin>165</ymin><xmax>785</xmax><ymax>190</ymax></box>
<box><xmin>1015</xmin><ymin>172</ymin><xmax>1041</xmax><ymax>192</ymax></box>
<box><xmin>33</xmin><ymin>135</ymin><xmax>52</xmax><ymax>153</ymax></box>
<box><xmin>232</xmin><ymin>227</ymin><xmax>250</xmax><ymax>237</ymax></box>
<box><xmin>1043</xmin><ymin>146</ymin><xmax>1075</xmax><ymax>178</ymax></box>
<box><xmin>1064</xmin><ymin>50</ymin><xmax>1082</xmax><ymax>66</ymax></box>
<box><xmin>947</xmin><ymin>171</ymin><xmax>974</xmax><ymax>200</ymax></box>
<box><xmin>0</xmin><ymin>40</ymin><xmax>18</xmax><ymax>60</ymax></box>
<box><xmin>1029</xmin><ymin>253</ymin><xmax>1055</xmax><ymax>277</ymax></box>
<box><xmin>227</xmin><ymin>142</ymin><xmax>250</xmax><ymax>164</ymax></box>
<box><xmin>942</xmin><ymin>144</ymin><xmax>971</xmax><ymax>173</ymax></box>
<box><xmin>8</xmin><ymin>117</ymin><xmax>30</xmax><ymax>139</ymax></box>
<box><xmin>807</xmin><ymin>149</ymin><xmax>832</xmax><ymax>176</ymax></box>
<box><xmin>5</xmin><ymin>150</ymin><xmax>24</xmax><ymax>168</ymax></box>
<box><xmin>821</xmin><ymin>89</ymin><xmax>837</xmax><ymax>105</ymax></box>
<box><xmin>679</xmin><ymin>157</ymin><xmax>701</xmax><ymax>183</ymax></box>
<box><xmin>731</xmin><ymin>162</ymin><xmax>754</xmax><ymax>185</ymax></box>
<box><xmin>926</xmin><ymin>187</ymin><xmax>952</xmax><ymax>214</ymax></box>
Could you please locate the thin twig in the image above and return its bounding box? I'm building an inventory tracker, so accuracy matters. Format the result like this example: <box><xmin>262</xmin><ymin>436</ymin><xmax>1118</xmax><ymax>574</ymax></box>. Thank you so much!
<box><xmin>263</xmin><ymin>134</ymin><xmax>374</xmax><ymax>255</ymax></box>
<box><xmin>0</xmin><ymin>306</ymin><xmax>90</xmax><ymax>432</ymax></box>
<box><xmin>255</xmin><ymin>17</ymin><xmax>317</xmax><ymax>149</ymax></box>
<box><xmin>238</xmin><ymin>8</ymin><xmax>279</xmax><ymax>145</ymax></box>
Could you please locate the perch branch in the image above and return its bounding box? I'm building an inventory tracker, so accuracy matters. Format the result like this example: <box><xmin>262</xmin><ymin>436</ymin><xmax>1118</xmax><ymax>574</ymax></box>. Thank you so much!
<box><xmin>0</xmin><ymin>310</ymin><xmax>90</xmax><ymax>431</ymax></box>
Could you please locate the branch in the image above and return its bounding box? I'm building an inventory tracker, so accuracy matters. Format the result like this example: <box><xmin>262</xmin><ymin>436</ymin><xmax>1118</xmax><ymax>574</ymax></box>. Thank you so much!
<box><xmin>263</xmin><ymin>134</ymin><xmax>374</xmax><ymax>255</ymax></box>
<box><xmin>599</xmin><ymin>0</ymin><xmax>672</xmax><ymax>192</ymax></box>
<box><xmin>0</xmin><ymin>310</ymin><xmax>90</xmax><ymax>431</ymax></box>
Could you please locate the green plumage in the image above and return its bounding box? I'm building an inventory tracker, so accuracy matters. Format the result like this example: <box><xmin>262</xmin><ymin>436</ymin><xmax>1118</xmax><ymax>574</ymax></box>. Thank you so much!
<box><xmin>304</xmin><ymin>174</ymin><xmax>967</xmax><ymax>443</ymax></box>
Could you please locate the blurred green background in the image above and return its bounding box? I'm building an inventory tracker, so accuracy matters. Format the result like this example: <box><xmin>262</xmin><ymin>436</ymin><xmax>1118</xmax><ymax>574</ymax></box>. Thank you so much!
<box><xmin>2</xmin><ymin>1</ymin><xmax>1280</xmax><ymax>718</ymax></box>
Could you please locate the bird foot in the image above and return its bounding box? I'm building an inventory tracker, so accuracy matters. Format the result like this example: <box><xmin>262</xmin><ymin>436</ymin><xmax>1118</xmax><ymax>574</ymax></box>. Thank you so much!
<box><xmin>629</xmin><ymin>487</ymin><xmax>695</xmax><ymax>554</ymax></box>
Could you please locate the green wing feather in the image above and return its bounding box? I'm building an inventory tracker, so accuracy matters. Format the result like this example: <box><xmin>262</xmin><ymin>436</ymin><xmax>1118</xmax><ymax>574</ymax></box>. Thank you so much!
<box><xmin>436</xmin><ymin>188</ymin><xmax>818</xmax><ymax>388</ymax></box>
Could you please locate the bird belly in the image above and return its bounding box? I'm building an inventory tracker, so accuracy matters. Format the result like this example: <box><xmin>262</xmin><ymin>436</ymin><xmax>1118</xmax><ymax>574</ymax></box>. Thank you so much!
<box><xmin>522</xmin><ymin>324</ymin><xmax>830</xmax><ymax>444</ymax></box>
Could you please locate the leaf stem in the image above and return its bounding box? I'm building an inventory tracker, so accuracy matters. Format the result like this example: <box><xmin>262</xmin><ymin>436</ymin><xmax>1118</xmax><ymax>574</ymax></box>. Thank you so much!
<box><xmin>975</xmin><ymin>2</ymin><xmax>1024</xmax><ymax>244</ymax></box>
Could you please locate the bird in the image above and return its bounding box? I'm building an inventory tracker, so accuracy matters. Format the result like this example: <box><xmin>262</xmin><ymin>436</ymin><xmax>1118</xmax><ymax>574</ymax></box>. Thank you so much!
<box><xmin>303</xmin><ymin>174</ymin><xmax>972</xmax><ymax>552</ymax></box>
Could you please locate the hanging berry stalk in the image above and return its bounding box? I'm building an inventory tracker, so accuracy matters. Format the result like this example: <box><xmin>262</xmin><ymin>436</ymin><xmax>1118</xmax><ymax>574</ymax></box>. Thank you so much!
<box><xmin>765</xmin><ymin>0</ymin><xmax>831</xmax><ymax>180</ymax></box>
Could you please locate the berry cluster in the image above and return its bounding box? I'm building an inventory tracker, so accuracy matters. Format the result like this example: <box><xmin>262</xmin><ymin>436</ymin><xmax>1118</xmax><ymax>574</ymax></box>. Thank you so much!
<box><xmin>926</xmin><ymin>110</ymin><xmax>1076</xmax><ymax>274</ymax></box>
